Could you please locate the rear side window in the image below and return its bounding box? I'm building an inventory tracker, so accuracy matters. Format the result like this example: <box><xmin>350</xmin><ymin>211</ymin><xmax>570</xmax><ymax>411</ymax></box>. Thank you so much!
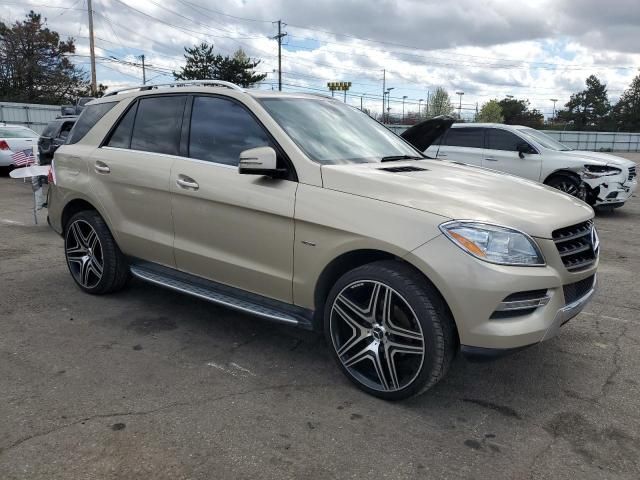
<box><xmin>442</xmin><ymin>128</ymin><xmax>484</xmax><ymax>148</ymax></box>
<box><xmin>67</xmin><ymin>102</ymin><xmax>116</xmax><ymax>144</ymax></box>
<box><xmin>188</xmin><ymin>96</ymin><xmax>273</xmax><ymax>166</ymax></box>
<box><xmin>486</xmin><ymin>128</ymin><xmax>525</xmax><ymax>151</ymax></box>
<box><xmin>107</xmin><ymin>102</ymin><xmax>138</xmax><ymax>149</ymax></box>
<box><xmin>130</xmin><ymin>96</ymin><xmax>186</xmax><ymax>155</ymax></box>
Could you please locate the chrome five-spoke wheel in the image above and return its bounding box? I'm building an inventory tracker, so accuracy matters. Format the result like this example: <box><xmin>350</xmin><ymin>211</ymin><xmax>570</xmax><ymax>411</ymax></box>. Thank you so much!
<box><xmin>329</xmin><ymin>280</ymin><xmax>425</xmax><ymax>393</ymax></box>
<box><xmin>65</xmin><ymin>219</ymin><xmax>104</xmax><ymax>289</ymax></box>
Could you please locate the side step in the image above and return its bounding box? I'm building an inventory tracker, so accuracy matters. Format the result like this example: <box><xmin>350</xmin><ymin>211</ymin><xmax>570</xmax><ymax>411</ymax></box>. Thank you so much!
<box><xmin>130</xmin><ymin>263</ymin><xmax>314</xmax><ymax>330</ymax></box>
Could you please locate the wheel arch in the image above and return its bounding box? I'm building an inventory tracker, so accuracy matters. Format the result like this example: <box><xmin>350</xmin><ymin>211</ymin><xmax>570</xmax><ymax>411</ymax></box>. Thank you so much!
<box><xmin>543</xmin><ymin>168</ymin><xmax>582</xmax><ymax>185</ymax></box>
<box><xmin>312</xmin><ymin>249</ymin><xmax>458</xmax><ymax>344</ymax></box>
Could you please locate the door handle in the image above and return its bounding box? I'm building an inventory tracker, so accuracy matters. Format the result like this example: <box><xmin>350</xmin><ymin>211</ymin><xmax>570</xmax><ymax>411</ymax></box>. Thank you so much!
<box><xmin>176</xmin><ymin>175</ymin><xmax>199</xmax><ymax>191</ymax></box>
<box><xmin>94</xmin><ymin>161</ymin><xmax>111</xmax><ymax>173</ymax></box>
<box><xmin>438</xmin><ymin>153</ymin><xmax>447</xmax><ymax>157</ymax></box>
<box><xmin>484</xmin><ymin>157</ymin><xmax>498</xmax><ymax>162</ymax></box>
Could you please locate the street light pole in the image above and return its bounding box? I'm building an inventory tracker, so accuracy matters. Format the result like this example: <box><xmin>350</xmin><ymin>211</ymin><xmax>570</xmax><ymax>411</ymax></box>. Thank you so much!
<box><xmin>455</xmin><ymin>91</ymin><xmax>464</xmax><ymax>120</ymax></box>
<box><xmin>550</xmin><ymin>98</ymin><xmax>558</xmax><ymax>123</ymax></box>
<box><xmin>386</xmin><ymin>87</ymin><xmax>394</xmax><ymax>123</ymax></box>
<box><xmin>418</xmin><ymin>99</ymin><xmax>424</xmax><ymax>118</ymax></box>
<box><xmin>402</xmin><ymin>96</ymin><xmax>407</xmax><ymax>123</ymax></box>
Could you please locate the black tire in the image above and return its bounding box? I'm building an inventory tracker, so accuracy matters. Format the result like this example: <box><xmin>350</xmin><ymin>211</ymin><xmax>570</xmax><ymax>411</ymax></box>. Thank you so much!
<box><xmin>546</xmin><ymin>174</ymin><xmax>582</xmax><ymax>199</ymax></box>
<box><xmin>64</xmin><ymin>210</ymin><xmax>129</xmax><ymax>294</ymax></box>
<box><xmin>324</xmin><ymin>260</ymin><xmax>456</xmax><ymax>400</ymax></box>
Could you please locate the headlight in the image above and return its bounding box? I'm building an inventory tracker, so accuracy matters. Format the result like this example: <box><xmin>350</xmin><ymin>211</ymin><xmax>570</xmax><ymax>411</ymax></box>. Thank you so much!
<box><xmin>440</xmin><ymin>221</ymin><xmax>545</xmax><ymax>266</ymax></box>
<box><xmin>583</xmin><ymin>165</ymin><xmax>622</xmax><ymax>178</ymax></box>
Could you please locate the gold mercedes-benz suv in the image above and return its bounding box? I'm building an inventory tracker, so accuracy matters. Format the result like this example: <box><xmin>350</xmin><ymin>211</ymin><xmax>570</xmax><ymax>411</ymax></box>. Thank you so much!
<box><xmin>47</xmin><ymin>80</ymin><xmax>598</xmax><ymax>400</ymax></box>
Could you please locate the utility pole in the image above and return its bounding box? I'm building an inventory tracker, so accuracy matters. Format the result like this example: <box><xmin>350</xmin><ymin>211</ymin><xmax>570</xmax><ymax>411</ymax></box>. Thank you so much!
<box><xmin>140</xmin><ymin>55</ymin><xmax>146</xmax><ymax>85</ymax></box>
<box><xmin>550</xmin><ymin>98</ymin><xmax>558</xmax><ymax>123</ymax></box>
<box><xmin>382</xmin><ymin>69</ymin><xmax>386</xmax><ymax>122</ymax></box>
<box><xmin>402</xmin><ymin>96</ymin><xmax>407</xmax><ymax>123</ymax></box>
<box><xmin>273</xmin><ymin>20</ymin><xmax>287</xmax><ymax>91</ymax></box>
<box><xmin>455</xmin><ymin>91</ymin><xmax>464</xmax><ymax>120</ymax></box>
<box><xmin>360</xmin><ymin>95</ymin><xmax>363</xmax><ymax>111</ymax></box>
<box><xmin>426</xmin><ymin>90</ymin><xmax>430</xmax><ymax>117</ymax></box>
<box><xmin>87</xmin><ymin>0</ymin><xmax>97</xmax><ymax>95</ymax></box>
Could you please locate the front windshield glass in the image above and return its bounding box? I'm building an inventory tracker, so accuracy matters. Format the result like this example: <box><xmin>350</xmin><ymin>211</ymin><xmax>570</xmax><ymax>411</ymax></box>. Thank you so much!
<box><xmin>259</xmin><ymin>97</ymin><xmax>423</xmax><ymax>165</ymax></box>
<box><xmin>516</xmin><ymin>127</ymin><xmax>572</xmax><ymax>151</ymax></box>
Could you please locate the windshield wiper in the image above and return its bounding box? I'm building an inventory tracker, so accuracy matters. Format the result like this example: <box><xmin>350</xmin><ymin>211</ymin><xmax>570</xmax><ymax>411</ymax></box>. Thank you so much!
<box><xmin>380</xmin><ymin>155</ymin><xmax>423</xmax><ymax>162</ymax></box>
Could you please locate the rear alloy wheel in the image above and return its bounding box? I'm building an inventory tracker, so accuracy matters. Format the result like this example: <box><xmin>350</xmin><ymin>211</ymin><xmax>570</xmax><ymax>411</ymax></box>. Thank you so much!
<box><xmin>64</xmin><ymin>210</ymin><xmax>130</xmax><ymax>294</ymax></box>
<box><xmin>325</xmin><ymin>261</ymin><xmax>456</xmax><ymax>400</ymax></box>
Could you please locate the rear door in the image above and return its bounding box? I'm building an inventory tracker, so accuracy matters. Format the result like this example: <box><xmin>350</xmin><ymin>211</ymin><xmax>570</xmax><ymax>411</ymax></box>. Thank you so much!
<box><xmin>170</xmin><ymin>95</ymin><xmax>297</xmax><ymax>302</ymax></box>
<box><xmin>434</xmin><ymin>127</ymin><xmax>485</xmax><ymax>166</ymax></box>
<box><xmin>483</xmin><ymin>128</ymin><xmax>542</xmax><ymax>181</ymax></box>
<box><xmin>90</xmin><ymin>95</ymin><xmax>187</xmax><ymax>267</ymax></box>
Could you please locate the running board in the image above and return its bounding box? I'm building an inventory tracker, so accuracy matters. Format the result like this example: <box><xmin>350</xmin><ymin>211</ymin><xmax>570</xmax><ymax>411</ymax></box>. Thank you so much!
<box><xmin>129</xmin><ymin>263</ymin><xmax>314</xmax><ymax>330</ymax></box>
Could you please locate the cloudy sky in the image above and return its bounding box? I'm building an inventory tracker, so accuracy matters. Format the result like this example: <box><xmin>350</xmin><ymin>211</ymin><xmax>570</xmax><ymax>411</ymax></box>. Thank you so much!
<box><xmin>2</xmin><ymin>0</ymin><xmax>639</xmax><ymax>119</ymax></box>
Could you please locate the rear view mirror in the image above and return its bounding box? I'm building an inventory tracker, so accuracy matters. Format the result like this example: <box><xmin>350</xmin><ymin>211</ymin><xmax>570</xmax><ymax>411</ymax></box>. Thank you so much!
<box><xmin>517</xmin><ymin>142</ymin><xmax>534</xmax><ymax>159</ymax></box>
<box><xmin>239</xmin><ymin>146</ymin><xmax>285</xmax><ymax>177</ymax></box>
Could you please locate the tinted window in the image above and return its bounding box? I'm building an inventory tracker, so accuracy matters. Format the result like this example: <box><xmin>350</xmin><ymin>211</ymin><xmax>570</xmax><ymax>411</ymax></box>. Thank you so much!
<box><xmin>442</xmin><ymin>127</ymin><xmax>483</xmax><ymax>148</ymax></box>
<box><xmin>487</xmin><ymin>129</ymin><xmax>525</xmax><ymax>151</ymax></box>
<box><xmin>41</xmin><ymin>121</ymin><xmax>61</xmax><ymax>137</ymax></box>
<box><xmin>189</xmin><ymin>96</ymin><xmax>273</xmax><ymax>166</ymax></box>
<box><xmin>131</xmin><ymin>96</ymin><xmax>186</xmax><ymax>155</ymax></box>
<box><xmin>67</xmin><ymin>102</ymin><xmax>116</xmax><ymax>144</ymax></box>
<box><xmin>107</xmin><ymin>102</ymin><xmax>138</xmax><ymax>149</ymax></box>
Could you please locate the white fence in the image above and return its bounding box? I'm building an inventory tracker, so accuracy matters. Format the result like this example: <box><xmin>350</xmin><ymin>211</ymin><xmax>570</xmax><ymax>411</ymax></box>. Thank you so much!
<box><xmin>385</xmin><ymin>125</ymin><xmax>640</xmax><ymax>152</ymax></box>
<box><xmin>0</xmin><ymin>102</ymin><xmax>61</xmax><ymax>134</ymax></box>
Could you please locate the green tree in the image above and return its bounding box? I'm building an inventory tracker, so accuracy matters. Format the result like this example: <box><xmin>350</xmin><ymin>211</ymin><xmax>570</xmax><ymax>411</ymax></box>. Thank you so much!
<box><xmin>173</xmin><ymin>43</ymin><xmax>266</xmax><ymax>88</ymax></box>
<box><xmin>497</xmin><ymin>97</ymin><xmax>544</xmax><ymax>128</ymax></box>
<box><xmin>611</xmin><ymin>74</ymin><xmax>640</xmax><ymax>132</ymax></box>
<box><xmin>476</xmin><ymin>99</ymin><xmax>503</xmax><ymax>123</ymax></box>
<box><xmin>426</xmin><ymin>87</ymin><xmax>454</xmax><ymax>117</ymax></box>
<box><xmin>0</xmin><ymin>11</ymin><xmax>90</xmax><ymax>104</ymax></box>
<box><xmin>557</xmin><ymin>75</ymin><xmax>611</xmax><ymax>130</ymax></box>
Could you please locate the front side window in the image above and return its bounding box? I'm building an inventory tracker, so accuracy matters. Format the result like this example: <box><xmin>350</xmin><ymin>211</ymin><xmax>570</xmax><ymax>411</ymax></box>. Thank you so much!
<box><xmin>130</xmin><ymin>96</ymin><xmax>186</xmax><ymax>155</ymax></box>
<box><xmin>67</xmin><ymin>102</ymin><xmax>116</xmax><ymax>144</ymax></box>
<box><xmin>259</xmin><ymin>97</ymin><xmax>421</xmax><ymax>165</ymax></box>
<box><xmin>442</xmin><ymin>128</ymin><xmax>484</xmax><ymax>149</ymax></box>
<box><xmin>189</xmin><ymin>96</ymin><xmax>273</xmax><ymax>166</ymax></box>
<box><xmin>486</xmin><ymin>128</ymin><xmax>527</xmax><ymax>151</ymax></box>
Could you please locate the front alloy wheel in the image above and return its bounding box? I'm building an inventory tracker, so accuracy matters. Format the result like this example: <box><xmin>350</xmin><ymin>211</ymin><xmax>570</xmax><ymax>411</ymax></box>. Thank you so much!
<box><xmin>331</xmin><ymin>281</ymin><xmax>425</xmax><ymax>392</ymax></box>
<box><xmin>325</xmin><ymin>261</ymin><xmax>456</xmax><ymax>400</ymax></box>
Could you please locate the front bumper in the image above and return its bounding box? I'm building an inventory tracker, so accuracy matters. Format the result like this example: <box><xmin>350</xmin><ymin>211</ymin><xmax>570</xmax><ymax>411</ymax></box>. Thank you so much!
<box><xmin>405</xmin><ymin>234</ymin><xmax>598</xmax><ymax>351</ymax></box>
<box><xmin>589</xmin><ymin>176</ymin><xmax>637</xmax><ymax>207</ymax></box>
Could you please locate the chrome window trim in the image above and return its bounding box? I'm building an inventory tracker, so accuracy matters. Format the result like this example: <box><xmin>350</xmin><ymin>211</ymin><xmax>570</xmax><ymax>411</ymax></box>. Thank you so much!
<box><xmin>100</xmin><ymin>146</ymin><xmax>237</xmax><ymax>170</ymax></box>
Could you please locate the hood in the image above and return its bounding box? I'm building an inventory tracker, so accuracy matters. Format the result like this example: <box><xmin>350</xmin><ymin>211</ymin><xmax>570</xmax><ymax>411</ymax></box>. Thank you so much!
<box><xmin>400</xmin><ymin>116</ymin><xmax>455</xmax><ymax>151</ymax></box>
<box><xmin>321</xmin><ymin>160</ymin><xmax>593</xmax><ymax>239</ymax></box>
<box><xmin>562</xmin><ymin>150</ymin><xmax>636</xmax><ymax>168</ymax></box>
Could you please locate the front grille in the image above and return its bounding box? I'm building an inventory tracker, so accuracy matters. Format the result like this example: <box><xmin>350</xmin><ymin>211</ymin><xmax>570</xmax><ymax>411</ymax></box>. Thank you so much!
<box><xmin>563</xmin><ymin>274</ymin><xmax>595</xmax><ymax>304</ymax></box>
<box><xmin>629</xmin><ymin>166</ymin><xmax>636</xmax><ymax>181</ymax></box>
<box><xmin>552</xmin><ymin>220</ymin><xmax>598</xmax><ymax>272</ymax></box>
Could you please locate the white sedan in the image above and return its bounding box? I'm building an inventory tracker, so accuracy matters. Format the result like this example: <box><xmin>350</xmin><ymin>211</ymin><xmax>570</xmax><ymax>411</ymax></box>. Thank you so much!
<box><xmin>0</xmin><ymin>125</ymin><xmax>39</xmax><ymax>167</ymax></box>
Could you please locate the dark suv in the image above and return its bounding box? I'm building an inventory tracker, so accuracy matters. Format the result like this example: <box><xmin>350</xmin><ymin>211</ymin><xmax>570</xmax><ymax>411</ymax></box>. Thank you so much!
<box><xmin>38</xmin><ymin>116</ymin><xmax>77</xmax><ymax>164</ymax></box>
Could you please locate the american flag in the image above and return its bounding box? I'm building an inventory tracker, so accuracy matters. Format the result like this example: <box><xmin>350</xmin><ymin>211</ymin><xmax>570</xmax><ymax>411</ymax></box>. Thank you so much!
<box><xmin>11</xmin><ymin>148</ymin><xmax>36</xmax><ymax>167</ymax></box>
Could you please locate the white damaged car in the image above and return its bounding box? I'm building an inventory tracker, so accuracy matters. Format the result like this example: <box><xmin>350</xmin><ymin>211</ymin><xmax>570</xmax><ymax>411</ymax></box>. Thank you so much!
<box><xmin>405</xmin><ymin>119</ymin><xmax>637</xmax><ymax>209</ymax></box>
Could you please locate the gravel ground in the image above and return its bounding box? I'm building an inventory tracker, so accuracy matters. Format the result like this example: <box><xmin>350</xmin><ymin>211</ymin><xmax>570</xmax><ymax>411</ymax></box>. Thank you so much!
<box><xmin>1</xmin><ymin>154</ymin><xmax>639</xmax><ymax>479</ymax></box>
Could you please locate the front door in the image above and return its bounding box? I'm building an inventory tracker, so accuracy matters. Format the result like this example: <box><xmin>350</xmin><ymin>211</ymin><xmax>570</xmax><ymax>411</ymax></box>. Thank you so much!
<box><xmin>170</xmin><ymin>95</ymin><xmax>297</xmax><ymax>303</ymax></box>
<box><xmin>482</xmin><ymin>128</ymin><xmax>542</xmax><ymax>181</ymax></box>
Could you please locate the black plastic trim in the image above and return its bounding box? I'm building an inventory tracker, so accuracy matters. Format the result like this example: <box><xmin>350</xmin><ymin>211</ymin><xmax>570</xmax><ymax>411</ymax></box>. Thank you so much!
<box><xmin>460</xmin><ymin>344</ymin><xmax>534</xmax><ymax>362</ymax></box>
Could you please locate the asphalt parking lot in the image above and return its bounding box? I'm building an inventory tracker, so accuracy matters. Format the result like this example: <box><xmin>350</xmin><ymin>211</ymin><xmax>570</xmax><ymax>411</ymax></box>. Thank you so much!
<box><xmin>1</xmin><ymin>155</ymin><xmax>639</xmax><ymax>480</ymax></box>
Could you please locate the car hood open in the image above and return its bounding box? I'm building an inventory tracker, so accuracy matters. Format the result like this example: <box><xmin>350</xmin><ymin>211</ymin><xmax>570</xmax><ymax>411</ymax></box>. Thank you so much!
<box><xmin>321</xmin><ymin>159</ymin><xmax>594</xmax><ymax>239</ymax></box>
<box><xmin>400</xmin><ymin>116</ymin><xmax>455</xmax><ymax>152</ymax></box>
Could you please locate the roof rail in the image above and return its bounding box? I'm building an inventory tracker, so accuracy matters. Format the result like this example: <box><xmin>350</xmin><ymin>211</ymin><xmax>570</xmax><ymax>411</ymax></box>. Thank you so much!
<box><xmin>104</xmin><ymin>80</ymin><xmax>244</xmax><ymax>97</ymax></box>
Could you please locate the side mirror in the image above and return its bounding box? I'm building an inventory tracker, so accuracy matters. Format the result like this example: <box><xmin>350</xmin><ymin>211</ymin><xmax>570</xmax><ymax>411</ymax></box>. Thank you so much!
<box><xmin>239</xmin><ymin>146</ymin><xmax>285</xmax><ymax>177</ymax></box>
<box><xmin>516</xmin><ymin>142</ymin><xmax>534</xmax><ymax>159</ymax></box>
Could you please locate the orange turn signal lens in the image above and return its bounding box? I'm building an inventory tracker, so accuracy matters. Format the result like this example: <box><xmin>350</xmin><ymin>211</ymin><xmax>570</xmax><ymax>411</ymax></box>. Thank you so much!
<box><xmin>449</xmin><ymin>231</ymin><xmax>487</xmax><ymax>257</ymax></box>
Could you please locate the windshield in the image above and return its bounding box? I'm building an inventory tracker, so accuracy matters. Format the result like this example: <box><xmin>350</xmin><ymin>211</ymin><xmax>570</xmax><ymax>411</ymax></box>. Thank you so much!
<box><xmin>259</xmin><ymin>97</ymin><xmax>422</xmax><ymax>165</ymax></box>
<box><xmin>0</xmin><ymin>127</ymin><xmax>38</xmax><ymax>138</ymax></box>
<box><xmin>516</xmin><ymin>127</ymin><xmax>572</xmax><ymax>151</ymax></box>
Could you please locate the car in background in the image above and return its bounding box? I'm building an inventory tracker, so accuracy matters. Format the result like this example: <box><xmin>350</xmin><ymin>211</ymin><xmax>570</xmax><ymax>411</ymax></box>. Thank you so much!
<box><xmin>405</xmin><ymin>121</ymin><xmax>638</xmax><ymax>209</ymax></box>
<box><xmin>38</xmin><ymin>116</ymin><xmax>78</xmax><ymax>164</ymax></box>
<box><xmin>0</xmin><ymin>125</ymin><xmax>39</xmax><ymax>171</ymax></box>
